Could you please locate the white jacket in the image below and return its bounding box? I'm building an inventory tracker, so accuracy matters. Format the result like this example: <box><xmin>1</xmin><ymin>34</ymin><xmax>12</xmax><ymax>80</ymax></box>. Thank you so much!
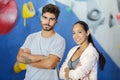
<box><xmin>59</xmin><ymin>43</ymin><xmax>99</xmax><ymax>80</ymax></box>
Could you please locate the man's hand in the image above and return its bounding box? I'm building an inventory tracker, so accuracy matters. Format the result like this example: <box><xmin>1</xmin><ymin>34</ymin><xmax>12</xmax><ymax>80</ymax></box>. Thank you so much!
<box><xmin>23</xmin><ymin>48</ymin><xmax>31</xmax><ymax>53</ymax></box>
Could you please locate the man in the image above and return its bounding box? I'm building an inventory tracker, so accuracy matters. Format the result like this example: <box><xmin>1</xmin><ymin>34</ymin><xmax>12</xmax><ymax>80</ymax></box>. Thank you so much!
<box><xmin>17</xmin><ymin>3</ymin><xmax>66</xmax><ymax>80</ymax></box>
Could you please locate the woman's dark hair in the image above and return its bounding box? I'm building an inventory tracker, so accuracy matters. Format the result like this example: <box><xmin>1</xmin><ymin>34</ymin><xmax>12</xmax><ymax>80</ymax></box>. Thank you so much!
<box><xmin>73</xmin><ymin>21</ymin><xmax>106</xmax><ymax>70</ymax></box>
<box><xmin>42</xmin><ymin>3</ymin><xmax>60</xmax><ymax>19</ymax></box>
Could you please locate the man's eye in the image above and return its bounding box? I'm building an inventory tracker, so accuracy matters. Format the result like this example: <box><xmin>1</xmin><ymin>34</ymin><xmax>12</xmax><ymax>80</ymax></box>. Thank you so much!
<box><xmin>43</xmin><ymin>17</ymin><xmax>47</xmax><ymax>19</ymax></box>
<box><xmin>50</xmin><ymin>18</ymin><xmax>56</xmax><ymax>21</ymax></box>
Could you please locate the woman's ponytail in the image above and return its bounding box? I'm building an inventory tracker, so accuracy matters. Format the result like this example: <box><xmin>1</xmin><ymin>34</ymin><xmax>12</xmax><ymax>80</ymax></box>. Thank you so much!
<box><xmin>88</xmin><ymin>34</ymin><xmax>106</xmax><ymax>70</ymax></box>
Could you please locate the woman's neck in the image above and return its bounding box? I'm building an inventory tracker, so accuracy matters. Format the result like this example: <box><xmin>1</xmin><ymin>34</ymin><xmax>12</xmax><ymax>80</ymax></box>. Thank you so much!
<box><xmin>79</xmin><ymin>41</ymin><xmax>89</xmax><ymax>51</ymax></box>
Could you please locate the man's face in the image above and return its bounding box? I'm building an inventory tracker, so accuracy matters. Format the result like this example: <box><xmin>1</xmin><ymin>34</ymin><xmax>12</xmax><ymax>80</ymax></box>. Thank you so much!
<box><xmin>41</xmin><ymin>12</ymin><xmax>57</xmax><ymax>31</ymax></box>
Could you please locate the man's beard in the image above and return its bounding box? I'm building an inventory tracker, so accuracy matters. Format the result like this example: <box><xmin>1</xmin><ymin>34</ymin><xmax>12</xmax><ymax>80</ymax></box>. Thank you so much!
<box><xmin>42</xmin><ymin>24</ymin><xmax>54</xmax><ymax>31</ymax></box>
<box><xmin>43</xmin><ymin>27</ymin><xmax>53</xmax><ymax>31</ymax></box>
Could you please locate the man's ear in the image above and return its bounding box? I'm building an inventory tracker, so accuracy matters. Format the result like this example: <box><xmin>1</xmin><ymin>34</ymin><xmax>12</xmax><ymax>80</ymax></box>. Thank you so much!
<box><xmin>56</xmin><ymin>19</ymin><xmax>58</xmax><ymax>23</ymax></box>
<box><xmin>87</xmin><ymin>30</ymin><xmax>90</xmax><ymax>36</ymax></box>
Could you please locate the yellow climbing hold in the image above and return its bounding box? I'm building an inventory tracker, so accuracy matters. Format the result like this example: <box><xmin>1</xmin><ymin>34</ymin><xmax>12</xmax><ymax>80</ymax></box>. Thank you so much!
<box><xmin>14</xmin><ymin>62</ymin><xmax>26</xmax><ymax>73</ymax></box>
<box><xmin>22</xmin><ymin>1</ymin><xmax>35</xmax><ymax>26</ymax></box>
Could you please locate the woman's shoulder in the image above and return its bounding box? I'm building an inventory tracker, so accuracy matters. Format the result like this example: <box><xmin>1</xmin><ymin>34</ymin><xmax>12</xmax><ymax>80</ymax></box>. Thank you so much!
<box><xmin>87</xmin><ymin>43</ymin><xmax>99</xmax><ymax>56</ymax></box>
<box><xmin>88</xmin><ymin>43</ymin><xmax>97</xmax><ymax>51</ymax></box>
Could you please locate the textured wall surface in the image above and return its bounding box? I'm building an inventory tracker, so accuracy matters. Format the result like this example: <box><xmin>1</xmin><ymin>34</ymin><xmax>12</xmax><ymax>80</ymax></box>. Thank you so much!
<box><xmin>0</xmin><ymin>0</ymin><xmax>120</xmax><ymax>80</ymax></box>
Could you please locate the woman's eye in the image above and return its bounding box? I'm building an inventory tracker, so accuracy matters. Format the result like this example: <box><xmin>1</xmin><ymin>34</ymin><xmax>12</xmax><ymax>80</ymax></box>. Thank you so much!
<box><xmin>78</xmin><ymin>31</ymin><xmax>82</xmax><ymax>33</ymax></box>
<box><xmin>72</xmin><ymin>32</ymin><xmax>75</xmax><ymax>34</ymax></box>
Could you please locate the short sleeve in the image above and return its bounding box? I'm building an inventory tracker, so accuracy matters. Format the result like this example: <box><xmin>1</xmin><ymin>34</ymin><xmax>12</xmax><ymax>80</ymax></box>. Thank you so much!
<box><xmin>21</xmin><ymin>34</ymin><xmax>34</xmax><ymax>49</ymax></box>
<box><xmin>49</xmin><ymin>37</ymin><xmax>66</xmax><ymax>59</ymax></box>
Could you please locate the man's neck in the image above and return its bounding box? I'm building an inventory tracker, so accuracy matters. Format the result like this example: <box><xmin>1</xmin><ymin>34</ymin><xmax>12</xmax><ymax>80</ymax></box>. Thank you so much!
<box><xmin>41</xmin><ymin>30</ymin><xmax>55</xmax><ymax>38</ymax></box>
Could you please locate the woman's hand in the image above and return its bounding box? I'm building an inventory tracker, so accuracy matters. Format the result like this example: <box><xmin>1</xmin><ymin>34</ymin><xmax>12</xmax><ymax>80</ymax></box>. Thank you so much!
<box><xmin>75</xmin><ymin>62</ymin><xmax>82</xmax><ymax>69</ymax></box>
<box><xmin>64</xmin><ymin>67</ymin><xmax>70</xmax><ymax>80</ymax></box>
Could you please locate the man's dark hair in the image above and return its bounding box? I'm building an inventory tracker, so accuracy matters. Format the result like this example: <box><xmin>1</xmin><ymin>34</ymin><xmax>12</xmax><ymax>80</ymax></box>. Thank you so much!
<box><xmin>42</xmin><ymin>4</ymin><xmax>60</xmax><ymax>19</ymax></box>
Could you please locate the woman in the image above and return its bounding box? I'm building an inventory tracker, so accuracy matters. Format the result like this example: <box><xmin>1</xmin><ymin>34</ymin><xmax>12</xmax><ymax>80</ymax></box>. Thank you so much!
<box><xmin>59</xmin><ymin>21</ymin><xmax>106</xmax><ymax>80</ymax></box>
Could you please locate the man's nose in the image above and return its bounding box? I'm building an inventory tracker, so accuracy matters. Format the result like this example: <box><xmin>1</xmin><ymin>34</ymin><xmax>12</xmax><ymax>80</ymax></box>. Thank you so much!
<box><xmin>46</xmin><ymin>19</ymin><xmax>50</xmax><ymax>24</ymax></box>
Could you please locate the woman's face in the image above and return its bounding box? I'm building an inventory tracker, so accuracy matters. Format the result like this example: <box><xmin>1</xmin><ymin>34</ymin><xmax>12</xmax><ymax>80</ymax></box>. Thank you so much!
<box><xmin>72</xmin><ymin>23</ymin><xmax>89</xmax><ymax>45</ymax></box>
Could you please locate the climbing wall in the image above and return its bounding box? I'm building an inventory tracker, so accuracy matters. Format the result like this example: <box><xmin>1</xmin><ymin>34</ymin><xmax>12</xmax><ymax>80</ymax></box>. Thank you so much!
<box><xmin>0</xmin><ymin>0</ymin><xmax>120</xmax><ymax>80</ymax></box>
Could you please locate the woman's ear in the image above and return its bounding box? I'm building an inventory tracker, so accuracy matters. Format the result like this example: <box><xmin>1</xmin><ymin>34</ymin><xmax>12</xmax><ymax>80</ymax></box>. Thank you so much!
<box><xmin>40</xmin><ymin>16</ymin><xmax>42</xmax><ymax>21</ymax></box>
<box><xmin>87</xmin><ymin>30</ymin><xmax>90</xmax><ymax>36</ymax></box>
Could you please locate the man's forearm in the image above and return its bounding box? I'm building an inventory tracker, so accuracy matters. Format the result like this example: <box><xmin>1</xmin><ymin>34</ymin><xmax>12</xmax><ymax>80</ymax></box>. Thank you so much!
<box><xmin>20</xmin><ymin>53</ymin><xmax>47</xmax><ymax>64</ymax></box>
<box><xmin>21</xmin><ymin>54</ymin><xmax>32</xmax><ymax>64</ymax></box>
<box><xmin>30</xmin><ymin>54</ymin><xmax>60</xmax><ymax>69</ymax></box>
<box><xmin>17</xmin><ymin>49</ymin><xmax>47</xmax><ymax>64</ymax></box>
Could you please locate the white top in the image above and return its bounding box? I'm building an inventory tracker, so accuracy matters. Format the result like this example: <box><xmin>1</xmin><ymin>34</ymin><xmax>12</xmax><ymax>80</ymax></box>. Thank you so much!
<box><xmin>59</xmin><ymin>43</ymin><xmax>99</xmax><ymax>80</ymax></box>
<box><xmin>21</xmin><ymin>31</ymin><xmax>66</xmax><ymax>80</ymax></box>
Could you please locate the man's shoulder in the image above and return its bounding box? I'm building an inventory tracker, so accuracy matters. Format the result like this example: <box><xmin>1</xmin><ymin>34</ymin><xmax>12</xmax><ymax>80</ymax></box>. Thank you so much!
<box><xmin>28</xmin><ymin>31</ymin><xmax>41</xmax><ymax>37</ymax></box>
<box><xmin>55</xmin><ymin>33</ymin><xmax>65</xmax><ymax>40</ymax></box>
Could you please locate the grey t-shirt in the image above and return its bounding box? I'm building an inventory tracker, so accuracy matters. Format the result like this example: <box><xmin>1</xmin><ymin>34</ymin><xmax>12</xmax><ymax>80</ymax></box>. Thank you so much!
<box><xmin>21</xmin><ymin>31</ymin><xmax>66</xmax><ymax>80</ymax></box>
